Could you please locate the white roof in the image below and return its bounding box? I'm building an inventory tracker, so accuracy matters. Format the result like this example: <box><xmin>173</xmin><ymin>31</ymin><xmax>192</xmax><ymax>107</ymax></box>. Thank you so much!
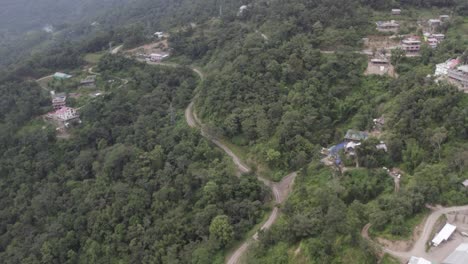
<box><xmin>443</xmin><ymin>243</ymin><xmax>468</xmax><ymax>264</ymax></box>
<box><xmin>458</xmin><ymin>65</ymin><xmax>468</xmax><ymax>73</ymax></box>
<box><xmin>409</xmin><ymin>256</ymin><xmax>431</xmax><ymax>264</ymax></box>
<box><xmin>432</xmin><ymin>223</ymin><xmax>456</xmax><ymax>246</ymax></box>
<box><xmin>346</xmin><ymin>142</ymin><xmax>361</xmax><ymax>149</ymax></box>
<box><xmin>462</xmin><ymin>179</ymin><xmax>468</xmax><ymax>187</ymax></box>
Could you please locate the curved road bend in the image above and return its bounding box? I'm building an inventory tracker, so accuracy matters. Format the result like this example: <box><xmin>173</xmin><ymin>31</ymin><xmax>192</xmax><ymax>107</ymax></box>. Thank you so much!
<box><xmin>184</xmin><ymin>97</ymin><xmax>297</xmax><ymax>264</ymax></box>
<box><xmin>362</xmin><ymin>205</ymin><xmax>468</xmax><ymax>262</ymax></box>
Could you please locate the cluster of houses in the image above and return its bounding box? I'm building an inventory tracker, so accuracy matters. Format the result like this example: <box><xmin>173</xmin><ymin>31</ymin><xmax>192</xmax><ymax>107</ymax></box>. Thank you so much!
<box><xmin>46</xmin><ymin>91</ymin><xmax>80</xmax><ymax>127</ymax></box>
<box><xmin>375</xmin><ymin>10</ymin><xmax>450</xmax><ymax>53</ymax></box>
<box><xmin>321</xmin><ymin>127</ymin><xmax>387</xmax><ymax>168</ymax></box>
<box><xmin>435</xmin><ymin>58</ymin><xmax>468</xmax><ymax>92</ymax></box>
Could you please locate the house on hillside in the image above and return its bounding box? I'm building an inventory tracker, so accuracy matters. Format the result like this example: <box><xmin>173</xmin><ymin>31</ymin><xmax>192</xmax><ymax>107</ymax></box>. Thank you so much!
<box><xmin>344</xmin><ymin>130</ymin><xmax>369</xmax><ymax>142</ymax></box>
<box><xmin>435</xmin><ymin>58</ymin><xmax>460</xmax><ymax>76</ymax></box>
<box><xmin>80</xmin><ymin>75</ymin><xmax>97</xmax><ymax>88</ymax></box>
<box><xmin>150</xmin><ymin>53</ymin><xmax>169</xmax><ymax>62</ymax></box>
<box><xmin>154</xmin><ymin>32</ymin><xmax>165</xmax><ymax>39</ymax></box>
<box><xmin>429</xmin><ymin>19</ymin><xmax>442</xmax><ymax>31</ymax></box>
<box><xmin>432</xmin><ymin>223</ymin><xmax>456</xmax><ymax>247</ymax></box>
<box><xmin>391</xmin><ymin>9</ymin><xmax>401</xmax><ymax>15</ymax></box>
<box><xmin>51</xmin><ymin>92</ymin><xmax>67</xmax><ymax>110</ymax></box>
<box><xmin>401</xmin><ymin>37</ymin><xmax>421</xmax><ymax>52</ymax></box>
<box><xmin>442</xmin><ymin>243</ymin><xmax>468</xmax><ymax>264</ymax></box>
<box><xmin>47</xmin><ymin>107</ymin><xmax>80</xmax><ymax>124</ymax></box>
<box><xmin>448</xmin><ymin>65</ymin><xmax>468</xmax><ymax>89</ymax></box>
<box><xmin>376</xmin><ymin>20</ymin><xmax>400</xmax><ymax>32</ymax></box>
<box><xmin>439</xmin><ymin>15</ymin><xmax>450</xmax><ymax>22</ymax></box>
<box><xmin>427</xmin><ymin>37</ymin><xmax>439</xmax><ymax>48</ymax></box>
<box><xmin>54</xmin><ymin>72</ymin><xmax>72</xmax><ymax>80</ymax></box>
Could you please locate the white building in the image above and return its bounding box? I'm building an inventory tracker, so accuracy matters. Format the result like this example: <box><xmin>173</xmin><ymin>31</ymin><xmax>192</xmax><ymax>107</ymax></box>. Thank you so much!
<box><xmin>448</xmin><ymin>65</ymin><xmax>468</xmax><ymax>88</ymax></box>
<box><xmin>154</xmin><ymin>32</ymin><xmax>165</xmax><ymax>39</ymax></box>
<box><xmin>150</xmin><ymin>53</ymin><xmax>169</xmax><ymax>62</ymax></box>
<box><xmin>435</xmin><ymin>58</ymin><xmax>460</xmax><ymax>76</ymax></box>
<box><xmin>392</xmin><ymin>9</ymin><xmax>401</xmax><ymax>15</ymax></box>
<box><xmin>432</xmin><ymin>223</ymin><xmax>456</xmax><ymax>247</ymax></box>
<box><xmin>401</xmin><ymin>37</ymin><xmax>421</xmax><ymax>52</ymax></box>
<box><xmin>442</xmin><ymin>243</ymin><xmax>468</xmax><ymax>264</ymax></box>
<box><xmin>376</xmin><ymin>21</ymin><xmax>400</xmax><ymax>32</ymax></box>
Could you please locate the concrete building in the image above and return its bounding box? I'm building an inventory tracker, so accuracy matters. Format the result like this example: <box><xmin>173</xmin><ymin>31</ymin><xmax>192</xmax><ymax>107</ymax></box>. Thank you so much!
<box><xmin>154</xmin><ymin>32</ymin><xmax>165</xmax><ymax>39</ymax></box>
<box><xmin>80</xmin><ymin>75</ymin><xmax>97</xmax><ymax>88</ymax></box>
<box><xmin>442</xmin><ymin>243</ymin><xmax>468</xmax><ymax>264</ymax></box>
<box><xmin>392</xmin><ymin>9</ymin><xmax>401</xmax><ymax>15</ymax></box>
<box><xmin>435</xmin><ymin>58</ymin><xmax>460</xmax><ymax>76</ymax></box>
<box><xmin>448</xmin><ymin>65</ymin><xmax>468</xmax><ymax>88</ymax></box>
<box><xmin>51</xmin><ymin>93</ymin><xmax>67</xmax><ymax>110</ymax></box>
<box><xmin>47</xmin><ymin>107</ymin><xmax>79</xmax><ymax>122</ymax></box>
<box><xmin>439</xmin><ymin>15</ymin><xmax>450</xmax><ymax>22</ymax></box>
<box><xmin>432</xmin><ymin>223</ymin><xmax>456</xmax><ymax>247</ymax></box>
<box><xmin>376</xmin><ymin>21</ymin><xmax>400</xmax><ymax>32</ymax></box>
<box><xmin>401</xmin><ymin>37</ymin><xmax>421</xmax><ymax>52</ymax></box>
<box><xmin>150</xmin><ymin>53</ymin><xmax>169</xmax><ymax>62</ymax></box>
<box><xmin>427</xmin><ymin>37</ymin><xmax>439</xmax><ymax>48</ymax></box>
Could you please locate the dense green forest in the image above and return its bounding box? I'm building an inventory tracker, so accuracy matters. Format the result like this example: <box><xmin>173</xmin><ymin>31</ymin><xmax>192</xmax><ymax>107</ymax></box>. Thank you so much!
<box><xmin>0</xmin><ymin>0</ymin><xmax>468</xmax><ymax>263</ymax></box>
<box><xmin>0</xmin><ymin>56</ymin><xmax>266</xmax><ymax>263</ymax></box>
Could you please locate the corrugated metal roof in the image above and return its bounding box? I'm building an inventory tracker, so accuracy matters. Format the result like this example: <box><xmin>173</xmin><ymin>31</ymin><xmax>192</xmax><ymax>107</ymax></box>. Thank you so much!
<box><xmin>432</xmin><ymin>223</ymin><xmax>456</xmax><ymax>246</ymax></box>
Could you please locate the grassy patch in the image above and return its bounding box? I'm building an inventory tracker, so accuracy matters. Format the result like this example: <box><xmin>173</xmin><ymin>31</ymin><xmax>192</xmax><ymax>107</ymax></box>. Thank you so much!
<box><xmin>84</xmin><ymin>52</ymin><xmax>105</xmax><ymax>64</ymax></box>
<box><xmin>381</xmin><ymin>254</ymin><xmax>400</xmax><ymax>264</ymax></box>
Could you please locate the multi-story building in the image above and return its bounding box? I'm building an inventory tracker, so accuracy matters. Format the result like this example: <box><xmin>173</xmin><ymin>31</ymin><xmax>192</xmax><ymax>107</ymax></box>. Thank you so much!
<box><xmin>448</xmin><ymin>65</ymin><xmax>468</xmax><ymax>88</ymax></box>
<box><xmin>376</xmin><ymin>20</ymin><xmax>400</xmax><ymax>32</ymax></box>
<box><xmin>52</xmin><ymin>93</ymin><xmax>67</xmax><ymax>109</ymax></box>
<box><xmin>401</xmin><ymin>37</ymin><xmax>421</xmax><ymax>52</ymax></box>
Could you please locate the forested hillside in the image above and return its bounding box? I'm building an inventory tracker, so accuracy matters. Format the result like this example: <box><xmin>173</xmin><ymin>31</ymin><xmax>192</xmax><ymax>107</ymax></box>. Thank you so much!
<box><xmin>0</xmin><ymin>0</ymin><xmax>468</xmax><ymax>263</ymax></box>
<box><xmin>0</xmin><ymin>56</ymin><xmax>266</xmax><ymax>263</ymax></box>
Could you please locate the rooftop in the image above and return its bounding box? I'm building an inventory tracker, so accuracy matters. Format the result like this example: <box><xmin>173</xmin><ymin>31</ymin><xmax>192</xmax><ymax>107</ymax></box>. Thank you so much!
<box><xmin>54</xmin><ymin>72</ymin><xmax>72</xmax><ymax>79</ymax></box>
<box><xmin>408</xmin><ymin>256</ymin><xmax>431</xmax><ymax>264</ymax></box>
<box><xmin>344</xmin><ymin>130</ymin><xmax>369</xmax><ymax>141</ymax></box>
<box><xmin>432</xmin><ymin>223</ymin><xmax>456</xmax><ymax>246</ymax></box>
<box><xmin>457</xmin><ymin>65</ymin><xmax>468</xmax><ymax>73</ymax></box>
<box><xmin>443</xmin><ymin>243</ymin><xmax>468</xmax><ymax>264</ymax></box>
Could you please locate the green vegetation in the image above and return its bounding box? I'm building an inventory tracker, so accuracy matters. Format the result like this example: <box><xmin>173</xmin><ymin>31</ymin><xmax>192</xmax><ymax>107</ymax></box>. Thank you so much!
<box><xmin>381</xmin><ymin>254</ymin><xmax>401</xmax><ymax>264</ymax></box>
<box><xmin>0</xmin><ymin>0</ymin><xmax>467</xmax><ymax>263</ymax></box>
<box><xmin>0</xmin><ymin>56</ymin><xmax>267</xmax><ymax>263</ymax></box>
<box><xmin>84</xmin><ymin>52</ymin><xmax>106</xmax><ymax>64</ymax></box>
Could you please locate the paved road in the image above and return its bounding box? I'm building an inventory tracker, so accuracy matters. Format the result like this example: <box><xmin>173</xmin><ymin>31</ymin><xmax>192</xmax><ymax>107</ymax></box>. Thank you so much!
<box><xmin>142</xmin><ymin>59</ymin><xmax>297</xmax><ymax>264</ymax></box>
<box><xmin>362</xmin><ymin>205</ymin><xmax>468</xmax><ymax>262</ymax></box>
<box><xmin>184</xmin><ymin>93</ymin><xmax>297</xmax><ymax>264</ymax></box>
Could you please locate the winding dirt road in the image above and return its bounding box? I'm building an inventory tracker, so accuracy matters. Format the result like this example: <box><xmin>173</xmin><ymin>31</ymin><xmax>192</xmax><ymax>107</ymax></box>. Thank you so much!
<box><xmin>184</xmin><ymin>80</ymin><xmax>297</xmax><ymax>264</ymax></box>
<box><xmin>362</xmin><ymin>205</ymin><xmax>468</xmax><ymax>263</ymax></box>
